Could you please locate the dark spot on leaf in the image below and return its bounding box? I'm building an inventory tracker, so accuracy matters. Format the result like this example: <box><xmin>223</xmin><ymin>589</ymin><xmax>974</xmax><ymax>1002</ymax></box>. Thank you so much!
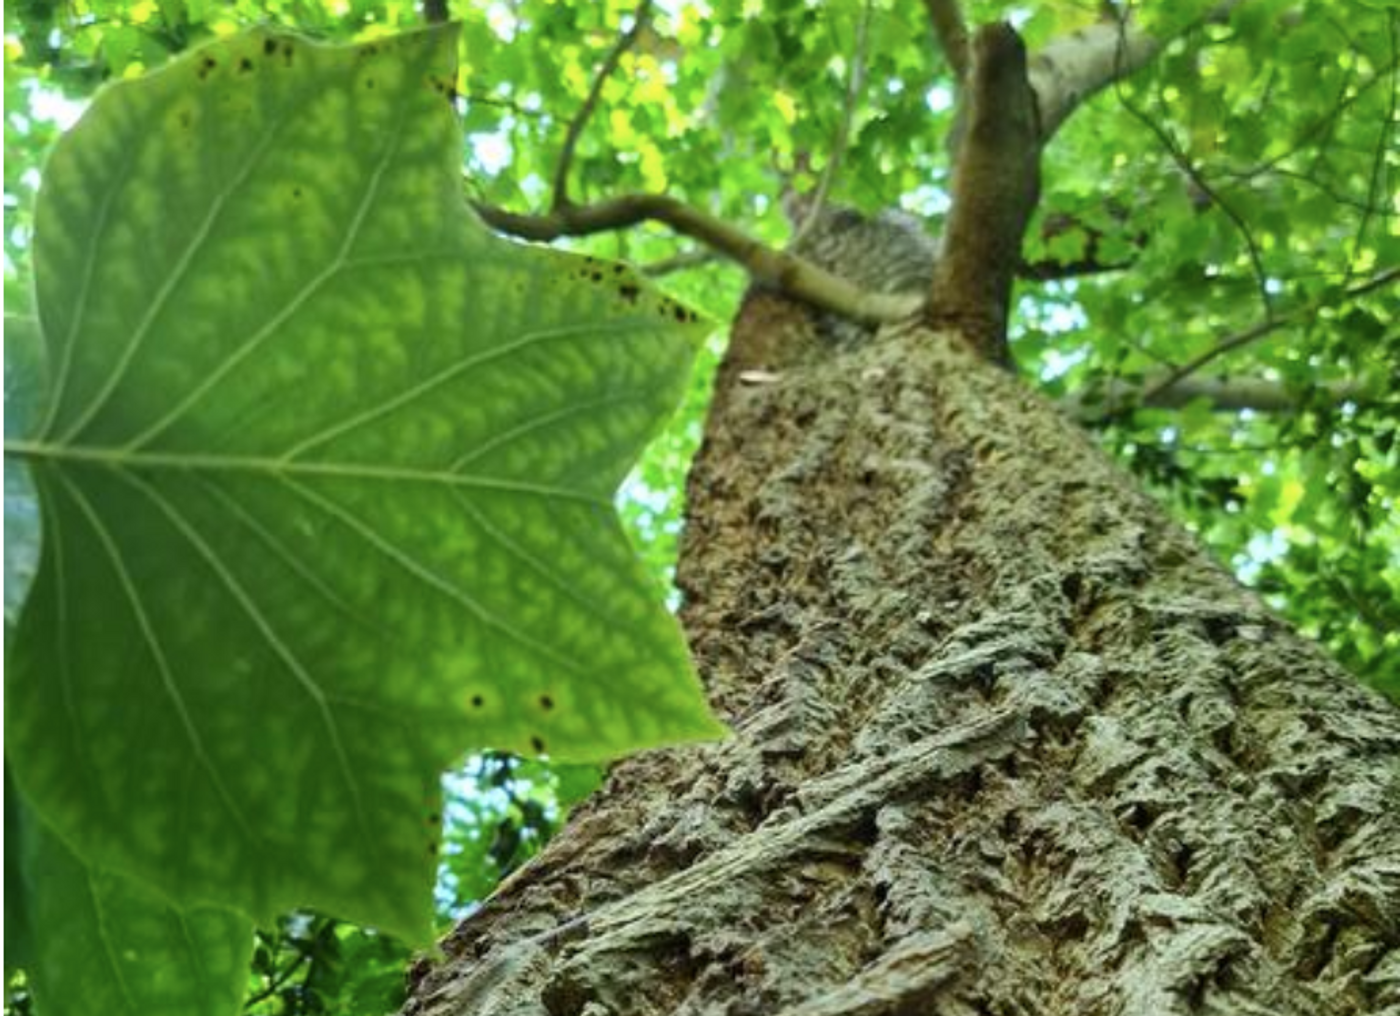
<box><xmin>197</xmin><ymin>56</ymin><xmax>217</xmax><ymax>81</ymax></box>
<box><xmin>178</xmin><ymin>111</ymin><xmax>192</xmax><ymax>129</ymax></box>
<box><xmin>291</xmin><ymin>185</ymin><xmax>303</xmax><ymax>199</ymax></box>
<box><xmin>539</xmin><ymin>694</ymin><xmax>554</xmax><ymax>711</ymax></box>
<box><xmin>619</xmin><ymin>283</ymin><xmax>640</xmax><ymax>303</ymax></box>
<box><xmin>430</xmin><ymin>77</ymin><xmax>459</xmax><ymax>103</ymax></box>
<box><xmin>426</xmin><ymin>811</ymin><xmax>440</xmax><ymax>825</ymax></box>
<box><xmin>427</xmin><ymin>842</ymin><xmax>438</xmax><ymax>856</ymax></box>
<box><xmin>471</xmin><ymin>694</ymin><xmax>485</xmax><ymax>708</ymax></box>
<box><xmin>364</xmin><ymin>77</ymin><xmax>376</xmax><ymax>90</ymax></box>
<box><xmin>264</xmin><ymin>38</ymin><xmax>278</xmax><ymax>57</ymax></box>
<box><xmin>530</xmin><ymin>735</ymin><xmax>546</xmax><ymax>754</ymax></box>
<box><xmin>238</xmin><ymin>57</ymin><xmax>253</xmax><ymax>73</ymax></box>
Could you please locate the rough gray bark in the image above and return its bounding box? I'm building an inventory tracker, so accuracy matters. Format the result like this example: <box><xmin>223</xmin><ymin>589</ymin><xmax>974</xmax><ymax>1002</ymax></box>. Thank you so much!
<box><xmin>402</xmin><ymin>286</ymin><xmax>1400</xmax><ymax>1015</ymax></box>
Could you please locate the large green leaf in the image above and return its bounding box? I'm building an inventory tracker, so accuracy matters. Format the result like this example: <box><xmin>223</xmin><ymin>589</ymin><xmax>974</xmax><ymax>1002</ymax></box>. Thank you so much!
<box><xmin>4</xmin><ymin>24</ymin><xmax>722</xmax><ymax>944</ymax></box>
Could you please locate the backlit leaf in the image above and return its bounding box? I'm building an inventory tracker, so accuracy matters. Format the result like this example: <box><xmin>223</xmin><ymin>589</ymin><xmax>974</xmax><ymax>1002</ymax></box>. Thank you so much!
<box><xmin>5</xmin><ymin>24</ymin><xmax>723</xmax><ymax>944</ymax></box>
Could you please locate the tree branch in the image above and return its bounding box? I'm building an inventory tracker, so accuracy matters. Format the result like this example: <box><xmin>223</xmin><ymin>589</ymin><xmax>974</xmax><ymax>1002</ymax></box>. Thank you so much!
<box><xmin>552</xmin><ymin>0</ymin><xmax>654</xmax><ymax>211</ymax></box>
<box><xmin>1028</xmin><ymin>2</ymin><xmax>1243</xmax><ymax>140</ymax></box>
<box><xmin>927</xmin><ymin>23</ymin><xmax>1041</xmax><ymax>363</ymax></box>
<box><xmin>641</xmin><ymin>248</ymin><xmax>721</xmax><ymax>277</ymax></box>
<box><xmin>1069</xmin><ymin>375</ymin><xmax>1370</xmax><ymax>420</ymax></box>
<box><xmin>1113</xmin><ymin>65</ymin><xmax>1274</xmax><ymax>320</ymax></box>
<box><xmin>472</xmin><ymin>195</ymin><xmax>922</xmax><ymax>324</ymax></box>
<box><xmin>923</xmin><ymin>0</ymin><xmax>970</xmax><ymax>83</ymax></box>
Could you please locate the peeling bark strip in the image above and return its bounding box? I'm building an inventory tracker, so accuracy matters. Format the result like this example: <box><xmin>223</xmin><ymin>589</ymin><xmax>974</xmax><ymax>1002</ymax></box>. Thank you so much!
<box><xmin>403</xmin><ymin>296</ymin><xmax>1400</xmax><ymax>1014</ymax></box>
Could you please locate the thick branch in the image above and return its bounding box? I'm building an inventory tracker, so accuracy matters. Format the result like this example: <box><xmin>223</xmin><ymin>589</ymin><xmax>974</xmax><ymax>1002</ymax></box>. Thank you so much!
<box><xmin>928</xmin><ymin>23</ymin><xmax>1041</xmax><ymax>363</ymax></box>
<box><xmin>472</xmin><ymin>196</ymin><xmax>922</xmax><ymax>324</ymax></box>
<box><xmin>1029</xmin><ymin>2</ymin><xmax>1243</xmax><ymax>140</ymax></box>
<box><xmin>923</xmin><ymin>0</ymin><xmax>970</xmax><ymax>83</ymax></box>
<box><xmin>552</xmin><ymin>0</ymin><xmax>654</xmax><ymax>210</ymax></box>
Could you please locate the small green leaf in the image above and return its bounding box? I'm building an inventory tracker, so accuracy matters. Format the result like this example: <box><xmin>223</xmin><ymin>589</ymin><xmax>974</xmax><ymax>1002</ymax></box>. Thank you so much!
<box><xmin>5</xmin><ymin>23</ymin><xmax>723</xmax><ymax>946</ymax></box>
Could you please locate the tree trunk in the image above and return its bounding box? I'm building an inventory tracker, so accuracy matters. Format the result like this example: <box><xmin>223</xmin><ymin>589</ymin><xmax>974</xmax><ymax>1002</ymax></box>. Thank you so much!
<box><xmin>402</xmin><ymin>279</ymin><xmax>1400</xmax><ymax>1015</ymax></box>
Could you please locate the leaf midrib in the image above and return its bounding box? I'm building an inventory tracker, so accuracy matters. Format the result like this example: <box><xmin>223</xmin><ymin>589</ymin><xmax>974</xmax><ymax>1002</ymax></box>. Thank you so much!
<box><xmin>2</xmin><ymin>440</ymin><xmax>608</xmax><ymax>503</ymax></box>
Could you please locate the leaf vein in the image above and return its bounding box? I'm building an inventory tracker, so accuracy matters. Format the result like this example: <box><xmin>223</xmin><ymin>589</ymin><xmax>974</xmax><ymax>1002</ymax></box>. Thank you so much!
<box><xmin>58</xmin><ymin>107</ymin><xmax>292</xmax><ymax>443</ymax></box>
<box><xmin>282</xmin><ymin>319</ymin><xmax>656</xmax><ymax>462</ymax></box>
<box><xmin>448</xmin><ymin>392</ymin><xmax>647</xmax><ymax>473</ymax></box>
<box><xmin>117</xmin><ymin>468</ymin><xmax>380</xmax><ymax>875</ymax></box>
<box><xmin>38</xmin><ymin>141</ymin><xmax>139</xmax><ymax>440</ymax></box>
<box><xmin>284</xmin><ymin>476</ymin><xmax>587</xmax><ymax>678</ymax></box>
<box><xmin>120</xmin><ymin>119</ymin><xmax>409</xmax><ymax>452</ymax></box>
<box><xmin>54</xmin><ymin>470</ymin><xmax>258</xmax><ymax>843</ymax></box>
<box><xmin>193</xmin><ymin>475</ymin><xmax>385</xmax><ymax>635</ymax></box>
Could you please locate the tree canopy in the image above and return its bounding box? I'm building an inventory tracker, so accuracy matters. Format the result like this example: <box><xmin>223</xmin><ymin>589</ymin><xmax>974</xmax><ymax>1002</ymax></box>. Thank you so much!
<box><xmin>3</xmin><ymin>1</ymin><xmax>1396</xmax><ymax>1014</ymax></box>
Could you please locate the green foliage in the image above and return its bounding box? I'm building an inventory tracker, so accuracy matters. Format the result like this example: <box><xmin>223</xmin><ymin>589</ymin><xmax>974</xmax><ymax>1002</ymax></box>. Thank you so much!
<box><xmin>439</xmin><ymin>753</ymin><xmax>603</xmax><ymax>908</ymax></box>
<box><xmin>244</xmin><ymin>913</ymin><xmax>410</xmax><ymax>1015</ymax></box>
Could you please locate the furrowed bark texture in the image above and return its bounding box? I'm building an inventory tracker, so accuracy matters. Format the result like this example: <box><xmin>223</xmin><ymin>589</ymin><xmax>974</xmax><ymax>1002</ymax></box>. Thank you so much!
<box><xmin>403</xmin><ymin>294</ymin><xmax>1400</xmax><ymax>1015</ymax></box>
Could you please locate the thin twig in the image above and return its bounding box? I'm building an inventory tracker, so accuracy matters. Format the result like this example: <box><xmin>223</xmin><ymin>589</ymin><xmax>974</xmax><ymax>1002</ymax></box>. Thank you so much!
<box><xmin>1215</xmin><ymin>61</ymin><xmax>1390</xmax><ymax>182</ymax></box>
<box><xmin>641</xmin><ymin>248</ymin><xmax>720</xmax><ymax>276</ymax></box>
<box><xmin>472</xmin><ymin>194</ymin><xmax>923</xmax><ymax>324</ymax></box>
<box><xmin>1070</xmin><ymin>376</ymin><xmax>1371</xmax><ymax>419</ymax></box>
<box><xmin>551</xmin><ymin>0</ymin><xmax>654</xmax><ymax>211</ymax></box>
<box><xmin>1351</xmin><ymin>10</ymin><xmax>1397</xmax><ymax>264</ymax></box>
<box><xmin>924</xmin><ymin>0</ymin><xmax>970</xmax><ymax>83</ymax></box>
<box><xmin>791</xmin><ymin>0</ymin><xmax>874</xmax><ymax>250</ymax></box>
<box><xmin>464</xmin><ymin>92</ymin><xmax>549</xmax><ymax>120</ymax></box>
<box><xmin>1111</xmin><ymin>18</ymin><xmax>1274</xmax><ymax>321</ymax></box>
<box><xmin>243</xmin><ymin>946</ymin><xmax>312</xmax><ymax>1010</ymax></box>
<box><xmin>1140</xmin><ymin>266</ymin><xmax>1400</xmax><ymax>405</ymax></box>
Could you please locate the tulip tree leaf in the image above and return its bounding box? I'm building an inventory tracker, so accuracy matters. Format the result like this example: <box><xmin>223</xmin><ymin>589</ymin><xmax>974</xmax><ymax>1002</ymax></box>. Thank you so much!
<box><xmin>4</xmin><ymin>23</ymin><xmax>723</xmax><ymax>945</ymax></box>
